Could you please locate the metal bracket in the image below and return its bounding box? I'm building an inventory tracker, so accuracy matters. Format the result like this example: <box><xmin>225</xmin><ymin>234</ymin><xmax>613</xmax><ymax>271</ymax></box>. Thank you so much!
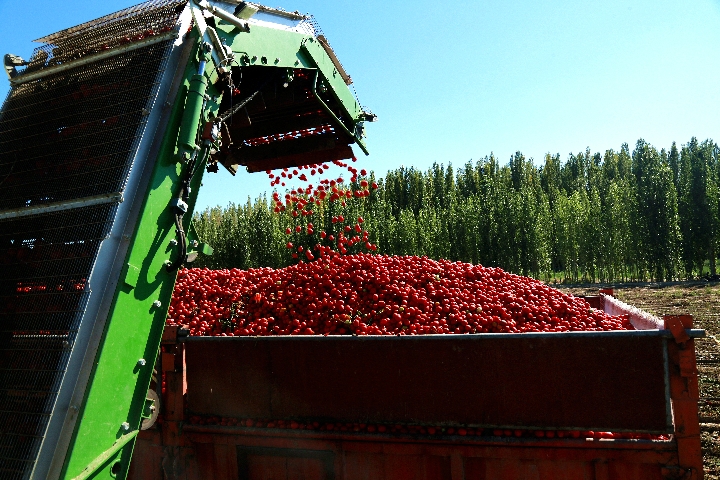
<box><xmin>4</xmin><ymin>53</ymin><xmax>27</xmax><ymax>80</ymax></box>
<box><xmin>70</xmin><ymin>430</ymin><xmax>138</xmax><ymax>480</ymax></box>
<box><xmin>0</xmin><ymin>192</ymin><xmax>123</xmax><ymax>220</ymax></box>
<box><xmin>667</xmin><ymin>316</ymin><xmax>692</xmax><ymax>345</ymax></box>
<box><xmin>206</xmin><ymin>26</ymin><xmax>233</xmax><ymax>65</ymax></box>
<box><xmin>141</xmin><ymin>389</ymin><xmax>160</xmax><ymax>430</ymax></box>
<box><xmin>195</xmin><ymin>0</ymin><xmax>250</xmax><ymax>33</ymax></box>
<box><xmin>308</xmin><ymin>68</ymin><xmax>370</xmax><ymax>155</ymax></box>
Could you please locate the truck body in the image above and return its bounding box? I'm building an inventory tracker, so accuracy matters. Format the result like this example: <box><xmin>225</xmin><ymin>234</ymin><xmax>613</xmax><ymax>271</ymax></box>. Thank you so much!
<box><xmin>129</xmin><ymin>294</ymin><xmax>705</xmax><ymax>479</ymax></box>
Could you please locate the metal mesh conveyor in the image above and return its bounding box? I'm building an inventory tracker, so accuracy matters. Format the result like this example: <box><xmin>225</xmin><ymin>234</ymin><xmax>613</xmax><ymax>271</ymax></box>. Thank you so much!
<box><xmin>0</xmin><ymin>1</ymin><xmax>372</xmax><ymax>478</ymax></box>
<box><xmin>0</xmin><ymin>3</ymin><xmax>187</xmax><ymax>478</ymax></box>
<box><xmin>0</xmin><ymin>205</ymin><xmax>114</xmax><ymax>478</ymax></box>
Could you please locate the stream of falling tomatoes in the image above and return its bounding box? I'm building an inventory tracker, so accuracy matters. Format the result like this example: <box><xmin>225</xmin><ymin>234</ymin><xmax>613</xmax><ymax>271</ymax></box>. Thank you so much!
<box><xmin>170</xmin><ymin>156</ymin><xmax>632</xmax><ymax>336</ymax></box>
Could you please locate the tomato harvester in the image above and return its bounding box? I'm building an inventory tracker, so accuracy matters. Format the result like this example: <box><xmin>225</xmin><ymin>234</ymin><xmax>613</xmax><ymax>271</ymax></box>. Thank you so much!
<box><xmin>0</xmin><ymin>1</ymin><xmax>374</xmax><ymax>478</ymax></box>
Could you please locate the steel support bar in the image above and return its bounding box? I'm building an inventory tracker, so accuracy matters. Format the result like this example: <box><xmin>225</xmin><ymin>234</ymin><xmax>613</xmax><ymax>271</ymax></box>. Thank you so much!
<box><xmin>196</xmin><ymin>0</ymin><xmax>250</xmax><ymax>32</ymax></box>
<box><xmin>11</xmin><ymin>31</ymin><xmax>179</xmax><ymax>85</ymax></box>
<box><xmin>0</xmin><ymin>192</ymin><xmax>123</xmax><ymax>220</ymax></box>
<box><xmin>310</xmin><ymin>69</ymin><xmax>369</xmax><ymax>155</ymax></box>
<box><xmin>70</xmin><ymin>431</ymin><xmax>138</xmax><ymax>480</ymax></box>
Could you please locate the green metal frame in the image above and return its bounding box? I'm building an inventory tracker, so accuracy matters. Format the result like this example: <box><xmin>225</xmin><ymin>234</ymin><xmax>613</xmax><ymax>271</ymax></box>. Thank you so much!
<box><xmin>56</xmin><ymin>7</ymin><xmax>369</xmax><ymax>479</ymax></box>
<box><xmin>214</xmin><ymin>21</ymin><xmax>369</xmax><ymax>153</ymax></box>
<box><xmin>60</xmin><ymin>33</ymin><xmax>218</xmax><ymax>479</ymax></box>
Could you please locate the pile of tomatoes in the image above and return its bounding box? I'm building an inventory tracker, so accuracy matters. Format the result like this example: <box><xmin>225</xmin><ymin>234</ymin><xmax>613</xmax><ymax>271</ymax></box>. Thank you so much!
<box><xmin>166</xmin><ymin>254</ymin><xmax>632</xmax><ymax>337</ymax></box>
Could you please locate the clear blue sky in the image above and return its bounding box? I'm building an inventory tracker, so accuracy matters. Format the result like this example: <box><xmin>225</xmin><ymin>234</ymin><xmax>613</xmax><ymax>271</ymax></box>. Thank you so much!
<box><xmin>1</xmin><ymin>0</ymin><xmax>719</xmax><ymax>210</ymax></box>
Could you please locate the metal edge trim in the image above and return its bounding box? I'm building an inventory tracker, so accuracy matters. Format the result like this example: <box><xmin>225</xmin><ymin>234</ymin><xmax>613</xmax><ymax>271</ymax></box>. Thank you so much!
<box><xmin>183</xmin><ymin>329</ymin><xmax>707</xmax><ymax>342</ymax></box>
<box><xmin>0</xmin><ymin>193</ymin><xmax>123</xmax><ymax>220</ymax></box>
<box><xmin>33</xmin><ymin>0</ymin><xmax>186</xmax><ymax>43</ymax></box>
<box><xmin>663</xmin><ymin>336</ymin><xmax>673</xmax><ymax>432</ymax></box>
<box><xmin>12</xmin><ymin>31</ymin><xmax>179</xmax><ymax>86</ymax></box>
<box><xmin>185</xmin><ymin>423</ymin><xmax>679</xmax><ymax>443</ymax></box>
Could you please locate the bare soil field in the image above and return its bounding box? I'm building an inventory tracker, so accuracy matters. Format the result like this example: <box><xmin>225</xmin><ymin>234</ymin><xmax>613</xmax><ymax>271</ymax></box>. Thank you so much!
<box><xmin>560</xmin><ymin>283</ymin><xmax>720</xmax><ymax>478</ymax></box>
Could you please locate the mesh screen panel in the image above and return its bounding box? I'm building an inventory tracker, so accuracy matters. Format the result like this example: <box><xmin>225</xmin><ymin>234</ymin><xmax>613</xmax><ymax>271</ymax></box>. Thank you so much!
<box><xmin>0</xmin><ymin>1</ymin><xmax>186</xmax><ymax>477</ymax></box>
<box><xmin>0</xmin><ymin>40</ymin><xmax>174</xmax><ymax>211</ymax></box>
<box><xmin>0</xmin><ymin>204</ymin><xmax>113</xmax><ymax>479</ymax></box>
<box><xmin>26</xmin><ymin>0</ymin><xmax>186</xmax><ymax>71</ymax></box>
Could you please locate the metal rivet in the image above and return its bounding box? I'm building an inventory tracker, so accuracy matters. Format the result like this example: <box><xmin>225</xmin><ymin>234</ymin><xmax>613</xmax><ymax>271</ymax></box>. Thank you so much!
<box><xmin>138</xmin><ymin>359</ymin><xmax>146</xmax><ymax>367</ymax></box>
<box><xmin>169</xmin><ymin>239</ymin><xmax>178</xmax><ymax>246</ymax></box>
<box><xmin>121</xmin><ymin>422</ymin><xmax>130</xmax><ymax>431</ymax></box>
<box><xmin>153</xmin><ymin>300</ymin><xmax>162</xmax><ymax>308</ymax></box>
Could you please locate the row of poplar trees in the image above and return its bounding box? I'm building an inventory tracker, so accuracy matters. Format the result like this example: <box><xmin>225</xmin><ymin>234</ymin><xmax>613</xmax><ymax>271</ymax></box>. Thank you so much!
<box><xmin>192</xmin><ymin>137</ymin><xmax>720</xmax><ymax>283</ymax></box>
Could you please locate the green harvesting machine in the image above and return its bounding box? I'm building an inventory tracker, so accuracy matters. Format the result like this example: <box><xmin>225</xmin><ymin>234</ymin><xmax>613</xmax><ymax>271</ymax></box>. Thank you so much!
<box><xmin>0</xmin><ymin>1</ymin><xmax>374</xmax><ymax>478</ymax></box>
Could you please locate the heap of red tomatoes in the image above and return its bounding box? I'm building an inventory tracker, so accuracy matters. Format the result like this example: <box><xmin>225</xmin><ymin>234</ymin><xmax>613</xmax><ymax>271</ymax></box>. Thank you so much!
<box><xmin>167</xmin><ymin>254</ymin><xmax>632</xmax><ymax>336</ymax></box>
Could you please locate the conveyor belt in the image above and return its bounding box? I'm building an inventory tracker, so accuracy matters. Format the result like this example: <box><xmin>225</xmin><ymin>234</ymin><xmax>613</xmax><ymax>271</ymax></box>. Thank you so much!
<box><xmin>0</xmin><ymin>2</ymin><xmax>185</xmax><ymax>478</ymax></box>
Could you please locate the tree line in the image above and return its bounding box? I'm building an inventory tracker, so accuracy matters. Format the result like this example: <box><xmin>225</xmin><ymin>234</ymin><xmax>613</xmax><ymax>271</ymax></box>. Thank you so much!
<box><xmin>192</xmin><ymin>137</ymin><xmax>720</xmax><ymax>283</ymax></box>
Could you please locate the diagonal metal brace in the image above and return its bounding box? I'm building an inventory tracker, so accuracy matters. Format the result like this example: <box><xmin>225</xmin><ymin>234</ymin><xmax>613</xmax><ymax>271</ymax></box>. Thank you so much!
<box><xmin>71</xmin><ymin>430</ymin><xmax>138</xmax><ymax>480</ymax></box>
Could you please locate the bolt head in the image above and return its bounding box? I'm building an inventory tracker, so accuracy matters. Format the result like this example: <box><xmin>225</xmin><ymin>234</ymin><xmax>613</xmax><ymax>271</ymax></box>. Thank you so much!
<box><xmin>153</xmin><ymin>300</ymin><xmax>162</xmax><ymax>308</ymax></box>
<box><xmin>138</xmin><ymin>358</ymin><xmax>146</xmax><ymax>367</ymax></box>
<box><xmin>121</xmin><ymin>422</ymin><xmax>130</xmax><ymax>431</ymax></box>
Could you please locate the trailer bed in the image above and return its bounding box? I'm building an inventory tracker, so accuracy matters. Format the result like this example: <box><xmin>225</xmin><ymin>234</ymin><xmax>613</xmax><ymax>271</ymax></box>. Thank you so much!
<box><xmin>129</xmin><ymin>295</ymin><xmax>705</xmax><ymax>479</ymax></box>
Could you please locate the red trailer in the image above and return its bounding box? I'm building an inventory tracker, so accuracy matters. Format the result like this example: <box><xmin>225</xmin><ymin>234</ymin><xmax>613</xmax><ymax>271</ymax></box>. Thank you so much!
<box><xmin>129</xmin><ymin>294</ymin><xmax>704</xmax><ymax>479</ymax></box>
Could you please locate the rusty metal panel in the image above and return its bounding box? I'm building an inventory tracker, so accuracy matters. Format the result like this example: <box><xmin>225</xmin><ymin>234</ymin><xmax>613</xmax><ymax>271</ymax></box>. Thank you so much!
<box><xmin>130</xmin><ymin>425</ymin><xmax>680</xmax><ymax>480</ymax></box>
<box><xmin>236</xmin><ymin>446</ymin><xmax>334</xmax><ymax>480</ymax></box>
<box><xmin>343</xmin><ymin>451</ymin><xmax>452</xmax><ymax>480</ymax></box>
<box><xmin>128</xmin><ymin>430</ymin><xmax>163</xmax><ymax>480</ymax></box>
<box><xmin>185</xmin><ymin>332</ymin><xmax>672</xmax><ymax>433</ymax></box>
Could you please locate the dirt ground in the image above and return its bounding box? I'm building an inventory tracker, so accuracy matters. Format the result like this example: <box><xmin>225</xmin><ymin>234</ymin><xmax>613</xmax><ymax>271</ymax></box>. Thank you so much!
<box><xmin>560</xmin><ymin>282</ymin><xmax>720</xmax><ymax>478</ymax></box>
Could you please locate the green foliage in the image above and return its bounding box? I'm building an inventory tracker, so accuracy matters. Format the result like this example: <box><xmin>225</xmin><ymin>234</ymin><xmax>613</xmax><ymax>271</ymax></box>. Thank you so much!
<box><xmin>191</xmin><ymin>137</ymin><xmax>720</xmax><ymax>283</ymax></box>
